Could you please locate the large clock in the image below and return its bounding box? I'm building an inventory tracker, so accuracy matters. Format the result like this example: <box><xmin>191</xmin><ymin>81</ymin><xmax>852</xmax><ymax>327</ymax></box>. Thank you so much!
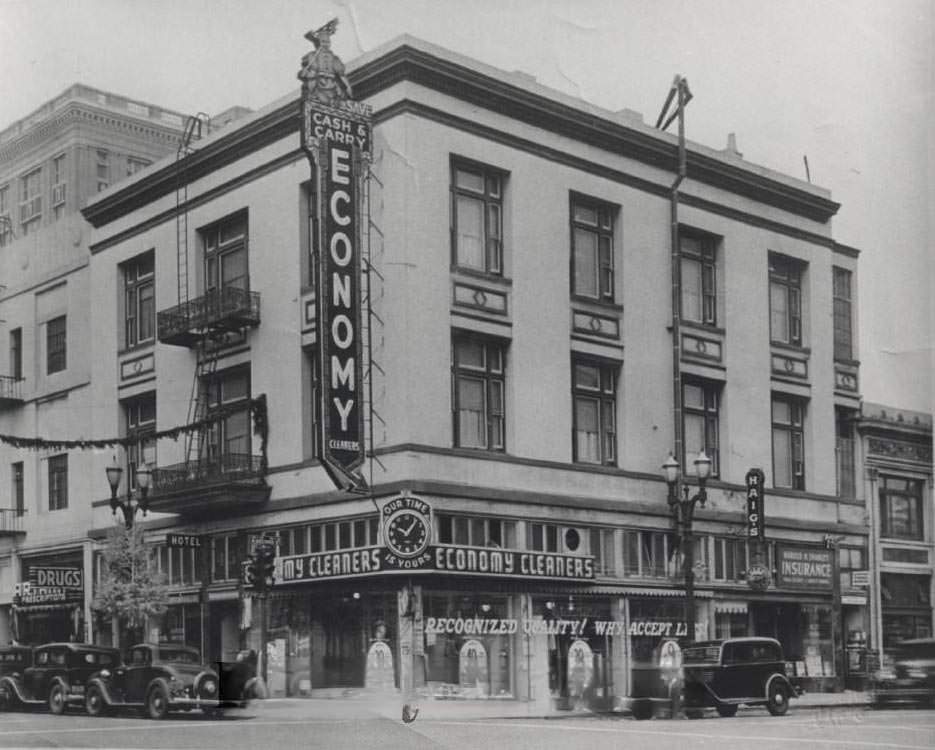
<box><xmin>385</xmin><ymin>508</ymin><xmax>430</xmax><ymax>558</ymax></box>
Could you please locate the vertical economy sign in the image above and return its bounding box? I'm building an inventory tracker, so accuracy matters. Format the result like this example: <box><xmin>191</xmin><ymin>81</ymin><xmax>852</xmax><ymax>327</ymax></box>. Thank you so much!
<box><xmin>299</xmin><ymin>18</ymin><xmax>371</xmax><ymax>490</ymax></box>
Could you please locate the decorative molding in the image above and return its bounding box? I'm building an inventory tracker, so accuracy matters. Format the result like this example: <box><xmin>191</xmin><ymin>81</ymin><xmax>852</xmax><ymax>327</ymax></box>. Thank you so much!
<box><xmin>681</xmin><ymin>332</ymin><xmax>722</xmax><ymax>363</ymax></box>
<box><xmin>453</xmin><ymin>281</ymin><xmax>508</xmax><ymax>316</ymax></box>
<box><xmin>834</xmin><ymin>368</ymin><xmax>859</xmax><ymax>392</ymax></box>
<box><xmin>119</xmin><ymin>352</ymin><xmax>155</xmax><ymax>381</ymax></box>
<box><xmin>867</xmin><ymin>437</ymin><xmax>932</xmax><ymax>465</ymax></box>
<box><xmin>572</xmin><ymin>309</ymin><xmax>620</xmax><ymax>340</ymax></box>
<box><xmin>771</xmin><ymin>351</ymin><xmax>808</xmax><ymax>379</ymax></box>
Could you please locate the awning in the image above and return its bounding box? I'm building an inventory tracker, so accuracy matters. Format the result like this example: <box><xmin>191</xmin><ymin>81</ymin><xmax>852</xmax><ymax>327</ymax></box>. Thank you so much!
<box><xmin>619</xmin><ymin>586</ymin><xmax>713</xmax><ymax>598</ymax></box>
<box><xmin>713</xmin><ymin>600</ymin><xmax>748</xmax><ymax>614</ymax></box>
<box><xmin>13</xmin><ymin>602</ymin><xmax>81</xmax><ymax>614</ymax></box>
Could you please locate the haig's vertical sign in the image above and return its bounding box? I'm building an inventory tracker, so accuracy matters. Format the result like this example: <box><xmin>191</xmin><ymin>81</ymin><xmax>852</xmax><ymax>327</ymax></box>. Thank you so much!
<box><xmin>745</xmin><ymin>467</ymin><xmax>766</xmax><ymax>540</ymax></box>
<box><xmin>299</xmin><ymin>18</ymin><xmax>372</xmax><ymax>490</ymax></box>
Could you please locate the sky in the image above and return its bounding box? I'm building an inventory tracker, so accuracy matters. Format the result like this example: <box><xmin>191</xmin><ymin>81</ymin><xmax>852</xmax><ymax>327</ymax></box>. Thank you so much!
<box><xmin>1</xmin><ymin>0</ymin><xmax>932</xmax><ymax>413</ymax></box>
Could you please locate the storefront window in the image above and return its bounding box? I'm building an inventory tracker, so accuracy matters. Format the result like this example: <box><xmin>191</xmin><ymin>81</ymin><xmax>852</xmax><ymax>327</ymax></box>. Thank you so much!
<box><xmin>424</xmin><ymin>592</ymin><xmax>512</xmax><ymax>698</ymax></box>
<box><xmin>799</xmin><ymin>603</ymin><xmax>835</xmax><ymax>678</ymax></box>
<box><xmin>716</xmin><ymin>612</ymin><xmax>748</xmax><ymax>639</ymax></box>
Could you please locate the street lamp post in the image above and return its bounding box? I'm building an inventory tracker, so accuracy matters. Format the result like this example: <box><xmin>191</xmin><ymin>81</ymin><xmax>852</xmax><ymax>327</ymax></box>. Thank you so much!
<box><xmin>105</xmin><ymin>456</ymin><xmax>152</xmax><ymax>529</ymax></box>
<box><xmin>662</xmin><ymin>450</ymin><xmax>711</xmax><ymax>644</ymax></box>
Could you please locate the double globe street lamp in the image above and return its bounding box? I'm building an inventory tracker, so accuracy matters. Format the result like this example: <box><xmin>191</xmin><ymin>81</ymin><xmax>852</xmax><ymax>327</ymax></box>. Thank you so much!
<box><xmin>105</xmin><ymin>456</ymin><xmax>152</xmax><ymax>529</ymax></box>
<box><xmin>662</xmin><ymin>449</ymin><xmax>712</xmax><ymax>644</ymax></box>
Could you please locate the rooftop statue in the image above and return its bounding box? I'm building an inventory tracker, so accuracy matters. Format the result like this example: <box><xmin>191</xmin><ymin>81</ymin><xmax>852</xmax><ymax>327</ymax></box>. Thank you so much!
<box><xmin>298</xmin><ymin>18</ymin><xmax>353</xmax><ymax>106</ymax></box>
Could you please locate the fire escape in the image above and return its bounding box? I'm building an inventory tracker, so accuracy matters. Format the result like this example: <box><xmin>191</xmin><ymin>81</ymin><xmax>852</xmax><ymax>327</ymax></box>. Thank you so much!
<box><xmin>150</xmin><ymin>114</ymin><xmax>268</xmax><ymax>516</ymax></box>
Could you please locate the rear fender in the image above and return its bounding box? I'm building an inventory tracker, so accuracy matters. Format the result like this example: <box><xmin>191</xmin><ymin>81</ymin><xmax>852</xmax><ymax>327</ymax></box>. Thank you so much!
<box><xmin>86</xmin><ymin>677</ymin><xmax>117</xmax><ymax>706</ymax></box>
<box><xmin>0</xmin><ymin>675</ymin><xmax>29</xmax><ymax>703</ymax></box>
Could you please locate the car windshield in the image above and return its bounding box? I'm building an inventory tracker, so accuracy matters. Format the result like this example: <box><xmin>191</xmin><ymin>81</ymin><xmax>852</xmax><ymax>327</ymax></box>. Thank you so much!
<box><xmin>159</xmin><ymin>648</ymin><xmax>201</xmax><ymax>663</ymax></box>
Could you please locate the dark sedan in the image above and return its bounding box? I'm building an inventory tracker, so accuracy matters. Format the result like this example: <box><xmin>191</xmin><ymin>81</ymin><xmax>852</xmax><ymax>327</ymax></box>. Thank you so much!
<box><xmin>873</xmin><ymin>638</ymin><xmax>935</xmax><ymax>708</ymax></box>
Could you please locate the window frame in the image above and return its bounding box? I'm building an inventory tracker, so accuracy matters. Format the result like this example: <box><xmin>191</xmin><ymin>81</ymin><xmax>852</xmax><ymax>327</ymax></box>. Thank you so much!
<box><xmin>12</xmin><ymin>461</ymin><xmax>24</xmax><ymax>516</ymax></box>
<box><xmin>46</xmin><ymin>315</ymin><xmax>66</xmax><ymax>375</ymax></box>
<box><xmin>450</xmin><ymin>159</ymin><xmax>504</xmax><ymax>276</ymax></box>
<box><xmin>769</xmin><ymin>254</ymin><xmax>804</xmax><ymax>347</ymax></box>
<box><xmin>0</xmin><ymin>184</ymin><xmax>11</xmax><ymax>246</ymax></box>
<box><xmin>451</xmin><ymin>334</ymin><xmax>506</xmax><ymax>451</ymax></box>
<box><xmin>19</xmin><ymin>168</ymin><xmax>42</xmax><ymax>235</ymax></box>
<box><xmin>832</xmin><ymin>266</ymin><xmax>853</xmax><ymax>361</ymax></box>
<box><xmin>682</xmin><ymin>377</ymin><xmax>721</xmax><ymax>478</ymax></box>
<box><xmin>203</xmin><ymin>367</ymin><xmax>252</xmax><ymax>462</ymax></box>
<box><xmin>9</xmin><ymin>328</ymin><xmax>22</xmax><ymax>381</ymax></box>
<box><xmin>48</xmin><ymin>454</ymin><xmax>68</xmax><ymax>511</ymax></box>
<box><xmin>570</xmin><ymin>194</ymin><xmax>616</xmax><ymax>302</ymax></box>
<box><xmin>771</xmin><ymin>394</ymin><xmax>806</xmax><ymax>490</ymax></box>
<box><xmin>125</xmin><ymin>393</ymin><xmax>156</xmax><ymax>490</ymax></box>
<box><xmin>679</xmin><ymin>230</ymin><xmax>718</xmax><ymax>326</ymax></box>
<box><xmin>202</xmin><ymin>211</ymin><xmax>249</xmax><ymax>295</ymax></box>
<box><xmin>96</xmin><ymin>149</ymin><xmax>110</xmax><ymax>192</ymax></box>
<box><xmin>571</xmin><ymin>357</ymin><xmax>617</xmax><ymax>466</ymax></box>
<box><xmin>123</xmin><ymin>252</ymin><xmax>155</xmax><ymax>349</ymax></box>
<box><xmin>879</xmin><ymin>476</ymin><xmax>925</xmax><ymax>540</ymax></box>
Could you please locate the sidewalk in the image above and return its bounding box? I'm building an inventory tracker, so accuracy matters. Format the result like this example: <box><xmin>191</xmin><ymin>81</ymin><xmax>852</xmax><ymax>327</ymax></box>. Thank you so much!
<box><xmin>240</xmin><ymin>689</ymin><xmax>871</xmax><ymax>723</ymax></box>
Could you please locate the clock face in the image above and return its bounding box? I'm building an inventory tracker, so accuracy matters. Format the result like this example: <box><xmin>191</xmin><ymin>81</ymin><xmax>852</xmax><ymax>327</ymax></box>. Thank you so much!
<box><xmin>385</xmin><ymin>510</ymin><xmax>430</xmax><ymax>558</ymax></box>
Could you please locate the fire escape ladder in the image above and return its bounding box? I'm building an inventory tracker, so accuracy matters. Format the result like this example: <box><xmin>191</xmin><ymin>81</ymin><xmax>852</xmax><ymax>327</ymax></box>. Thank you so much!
<box><xmin>174</xmin><ymin>113</ymin><xmax>210</xmax><ymax>310</ymax></box>
<box><xmin>185</xmin><ymin>336</ymin><xmax>221</xmax><ymax>468</ymax></box>
<box><xmin>362</xmin><ymin>166</ymin><xmax>387</xmax><ymax>480</ymax></box>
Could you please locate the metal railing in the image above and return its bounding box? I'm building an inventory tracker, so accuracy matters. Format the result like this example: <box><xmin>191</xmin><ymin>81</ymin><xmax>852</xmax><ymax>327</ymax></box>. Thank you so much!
<box><xmin>157</xmin><ymin>286</ymin><xmax>260</xmax><ymax>341</ymax></box>
<box><xmin>0</xmin><ymin>375</ymin><xmax>23</xmax><ymax>401</ymax></box>
<box><xmin>0</xmin><ymin>508</ymin><xmax>25</xmax><ymax>533</ymax></box>
<box><xmin>150</xmin><ymin>452</ymin><xmax>264</xmax><ymax>495</ymax></box>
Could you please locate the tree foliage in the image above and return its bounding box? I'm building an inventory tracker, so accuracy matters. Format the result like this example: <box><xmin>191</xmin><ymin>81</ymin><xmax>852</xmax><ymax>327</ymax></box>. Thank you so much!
<box><xmin>92</xmin><ymin>523</ymin><xmax>168</xmax><ymax>633</ymax></box>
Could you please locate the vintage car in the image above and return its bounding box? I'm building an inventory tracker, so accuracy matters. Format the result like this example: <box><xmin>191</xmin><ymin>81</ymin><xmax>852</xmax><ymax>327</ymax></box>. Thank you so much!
<box><xmin>0</xmin><ymin>642</ymin><xmax>119</xmax><ymax>714</ymax></box>
<box><xmin>681</xmin><ymin>637</ymin><xmax>798</xmax><ymax>717</ymax></box>
<box><xmin>0</xmin><ymin>646</ymin><xmax>33</xmax><ymax>678</ymax></box>
<box><xmin>85</xmin><ymin>642</ymin><xmax>222</xmax><ymax>719</ymax></box>
<box><xmin>872</xmin><ymin>638</ymin><xmax>935</xmax><ymax>708</ymax></box>
<box><xmin>216</xmin><ymin>649</ymin><xmax>263</xmax><ymax>706</ymax></box>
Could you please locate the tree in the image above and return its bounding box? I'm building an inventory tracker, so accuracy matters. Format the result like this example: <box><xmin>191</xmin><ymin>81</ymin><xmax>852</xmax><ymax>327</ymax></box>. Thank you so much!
<box><xmin>92</xmin><ymin>523</ymin><xmax>168</xmax><ymax>651</ymax></box>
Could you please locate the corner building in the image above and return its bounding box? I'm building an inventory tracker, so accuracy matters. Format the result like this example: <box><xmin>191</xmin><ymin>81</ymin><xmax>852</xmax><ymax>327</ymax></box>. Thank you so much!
<box><xmin>81</xmin><ymin>36</ymin><xmax>869</xmax><ymax>704</ymax></box>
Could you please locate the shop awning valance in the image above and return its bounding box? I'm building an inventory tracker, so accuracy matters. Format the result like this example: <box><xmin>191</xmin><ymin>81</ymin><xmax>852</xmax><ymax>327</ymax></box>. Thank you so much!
<box><xmin>713</xmin><ymin>600</ymin><xmax>748</xmax><ymax>614</ymax></box>
<box><xmin>13</xmin><ymin>602</ymin><xmax>81</xmax><ymax>614</ymax></box>
<box><xmin>619</xmin><ymin>586</ymin><xmax>713</xmax><ymax>598</ymax></box>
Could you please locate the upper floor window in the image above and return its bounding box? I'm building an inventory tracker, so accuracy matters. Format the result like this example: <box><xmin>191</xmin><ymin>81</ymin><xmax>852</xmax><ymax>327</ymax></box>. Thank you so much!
<box><xmin>683</xmin><ymin>378</ymin><xmax>720</xmax><ymax>477</ymax></box>
<box><xmin>51</xmin><ymin>154</ymin><xmax>66</xmax><ymax>219</ymax></box>
<box><xmin>713</xmin><ymin>537</ymin><xmax>747</xmax><ymax>581</ymax></box>
<box><xmin>771</xmin><ymin>395</ymin><xmax>805</xmax><ymax>490</ymax></box>
<box><xmin>20</xmin><ymin>168</ymin><xmax>42</xmax><ymax>235</ymax></box>
<box><xmin>204</xmin><ymin>368</ymin><xmax>251</xmax><ymax>462</ymax></box>
<box><xmin>12</xmin><ymin>462</ymin><xmax>24</xmax><ymax>516</ymax></box>
<box><xmin>572</xmin><ymin>359</ymin><xmax>617</xmax><ymax>465</ymax></box>
<box><xmin>212</xmin><ymin>533</ymin><xmax>247</xmax><ymax>582</ymax></box>
<box><xmin>527</xmin><ymin>522</ymin><xmax>559</xmax><ymax>553</ymax></box>
<box><xmin>96</xmin><ymin>150</ymin><xmax>110</xmax><ymax>192</ymax></box>
<box><xmin>126</xmin><ymin>157</ymin><xmax>151</xmax><ymax>177</ymax></box>
<box><xmin>571</xmin><ymin>197</ymin><xmax>615</xmax><ymax>301</ymax></box>
<box><xmin>203</xmin><ymin>212</ymin><xmax>248</xmax><ymax>294</ymax></box>
<box><xmin>124</xmin><ymin>252</ymin><xmax>155</xmax><ymax>348</ymax></box>
<box><xmin>437</xmin><ymin>514</ymin><xmax>517</xmax><ymax>548</ymax></box>
<box><xmin>308</xmin><ymin>517</ymin><xmax>380</xmax><ymax>553</ymax></box>
<box><xmin>833</xmin><ymin>267</ymin><xmax>853</xmax><ymax>361</ymax></box>
<box><xmin>9</xmin><ymin>328</ymin><xmax>22</xmax><ymax>380</ymax></box>
<box><xmin>450</xmin><ymin>161</ymin><xmax>503</xmax><ymax>275</ymax></box>
<box><xmin>590</xmin><ymin>528</ymin><xmax>617</xmax><ymax>577</ymax></box>
<box><xmin>48</xmin><ymin>454</ymin><xmax>68</xmax><ymax>511</ymax></box>
<box><xmin>46</xmin><ymin>316</ymin><xmax>66</xmax><ymax>374</ymax></box>
<box><xmin>125</xmin><ymin>393</ymin><xmax>156</xmax><ymax>489</ymax></box>
<box><xmin>452</xmin><ymin>335</ymin><xmax>505</xmax><ymax>451</ymax></box>
<box><xmin>680</xmin><ymin>232</ymin><xmax>717</xmax><ymax>325</ymax></box>
<box><xmin>0</xmin><ymin>185</ymin><xmax>11</xmax><ymax>246</ymax></box>
<box><xmin>880</xmin><ymin>476</ymin><xmax>924</xmax><ymax>540</ymax></box>
<box><xmin>835</xmin><ymin>407</ymin><xmax>856</xmax><ymax>499</ymax></box>
<box><xmin>622</xmin><ymin>529</ymin><xmax>681</xmax><ymax>578</ymax></box>
<box><xmin>769</xmin><ymin>254</ymin><xmax>804</xmax><ymax>346</ymax></box>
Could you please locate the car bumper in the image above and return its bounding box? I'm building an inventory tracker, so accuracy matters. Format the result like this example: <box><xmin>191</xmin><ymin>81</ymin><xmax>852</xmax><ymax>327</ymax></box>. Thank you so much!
<box><xmin>168</xmin><ymin>696</ymin><xmax>222</xmax><ymax>709</ymax></box>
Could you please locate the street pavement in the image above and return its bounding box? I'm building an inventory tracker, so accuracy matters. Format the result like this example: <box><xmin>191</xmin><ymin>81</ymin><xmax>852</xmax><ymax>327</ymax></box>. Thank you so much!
<box><xmin>0</xmin><ymin>697</ymin><xmax>932</xmax><ymax>750</ymax></box>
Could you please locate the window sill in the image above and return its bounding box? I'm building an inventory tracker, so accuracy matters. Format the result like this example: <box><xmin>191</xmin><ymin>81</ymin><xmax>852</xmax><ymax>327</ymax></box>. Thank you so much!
<box><xmin>118</xmin><ymin>341</ymin><xmax>155</xmax><ymax>358</ymax></box>
<box><xmin>770</xmin><ymin>341</ymin><xmax>811</xmax><ymax>355</ymax></box>
<box><xmin>570</xmin><ymin>295</ymin><xmax>623</xmax><ymax>313</ymax></box>
<box><xmin>681</xmin><ymin>320</ymin><xmax>725</xmax><ymax>335</ymax></box>
<box><xmin>834</xmin><ymin>357</ymin><xmax>861</xmax><ymax>367</ymax></box>
<box><xmin>451</xmin><ymin>266</ymin><xmax>512</xmax><ymax>287</ymax></box>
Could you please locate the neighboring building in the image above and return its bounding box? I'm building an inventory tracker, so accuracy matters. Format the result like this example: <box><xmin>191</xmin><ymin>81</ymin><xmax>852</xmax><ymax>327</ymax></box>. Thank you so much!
<box><xmin>857</xmin><ymin>403</ymin><xmax>933</xmax><ymax>662</ymax></box>
<box><xmin>0</xmin><ymin>84</ymin><xmax>191</xmax><ymax>645</ymax></box>
<box><xmin>9</xmin><ymin>34</ymin><xmax>871</xmax><ymax>704</ymax></box>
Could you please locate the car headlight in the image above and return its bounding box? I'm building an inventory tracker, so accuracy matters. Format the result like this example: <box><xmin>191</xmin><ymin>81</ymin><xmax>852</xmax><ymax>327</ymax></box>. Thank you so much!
<box><xmin>99</xmin><ymin>669</ymin><xmax>111</xmax><ymax>679</ymax></box>
<box><xmin>201</xmin><ymin>679</ymin><xmax>217</xmax><ymax>695</ymax></box>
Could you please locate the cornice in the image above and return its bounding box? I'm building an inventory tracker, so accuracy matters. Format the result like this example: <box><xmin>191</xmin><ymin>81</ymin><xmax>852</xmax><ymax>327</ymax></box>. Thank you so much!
<box><xmin>0</xmin><ymin>103</ymin><xmax>180</xmax><ymax>166</ymax></box>
<box><xmin>85</xmin><ymin>43</ymin><xmax>840</xmax><ymax>229</ymax></box>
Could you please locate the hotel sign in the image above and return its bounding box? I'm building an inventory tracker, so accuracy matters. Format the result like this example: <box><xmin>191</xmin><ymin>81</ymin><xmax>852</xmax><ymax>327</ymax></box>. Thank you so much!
<box><xmin>299</xmin><ymin>19</ymin><xmax>371</xmax><ymax>491</ymax></box>
<box><xmin>777</xmin><ymin>547</ymin><xmax>833</xmax><ymax>589</ymax></box>
<box><xmin>273</xmin><ymin>544</ymin><xmax>595</xmax><ymax>584</ymax></box>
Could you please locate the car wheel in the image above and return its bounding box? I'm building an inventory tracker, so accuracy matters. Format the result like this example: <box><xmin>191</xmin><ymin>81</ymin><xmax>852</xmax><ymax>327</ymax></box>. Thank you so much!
<box><xmin>631</xmin><ymin>699</ymin><xmax>653</xmax><ymax>720</ymax></box>
<box><xmin>146</xmin><ymin>684</ymin><xmax>169</xmax><ymax>720</ymax></box>
<box><xmin>48</xmin><ymin>683</ymin><xmax>66</xmax><ymax>715</ymax></box>
<box><xmin>766</xmin><ymin>681</ymin><xmax>790</xmax><ymax>716</ymax></box>
<box><xmin>716</xmin><ymin>704</ymin><xmax>738</xmax><ymax>717</ymax></box>
<box><xmin>85</xmin><ymin>685</ymin><xmax>109</xmax><ymax>717</ymax></box>
<box><xmin>0</xmin><ymin>684</ymin><xmax>15</xmax><ymax>711</ymax></box>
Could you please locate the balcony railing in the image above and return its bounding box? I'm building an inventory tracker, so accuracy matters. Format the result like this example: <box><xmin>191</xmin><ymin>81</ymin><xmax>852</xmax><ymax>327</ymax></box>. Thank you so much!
<box><xmin>157</xmin><ymin>286</ymin><xmax>261</xmax><ymax>346</ymax></box>
<box><xmin>145</xmin><ymin>452</ymin><xmax>269</xmax><ymax>516</ymax></box>
<box><xmin>0</xmin><ymin>509</ymin><xmax>26</xmax><ymax>535</ymax></box>
<box><xmin>0</xmin><ymin>375</ymin><xmax>24</xmax><ymax>406</ymax></box>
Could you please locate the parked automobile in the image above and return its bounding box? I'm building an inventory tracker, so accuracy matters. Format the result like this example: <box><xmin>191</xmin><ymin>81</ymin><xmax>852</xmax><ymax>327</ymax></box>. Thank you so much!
<box><xmin>872</xmin><ymin>638</ymin><xmax>935</xmax><ymax>708</ymax></box>
<box><xmin>217</xmin><ymin>649</ymin><xmax>264</xmax><ymax>706</ymax></box>
<box><xmin>0</xmin><ymin>642</ymin><xmax>119</xmax><ymax>714</ymax></box>
<box><xmin>0</xmin><ymin>646</ymin><xmax>33</xmax><ymax>679</ymax></box>
<box><xmin>85</xmin><ymin>642</ymin><xmax>221</xmax><ymax>719</ymax></box>
<box><xmin>681</xmin><ymin>637</ymin><xmax>799</xmax><ymax>717</ymax></box>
